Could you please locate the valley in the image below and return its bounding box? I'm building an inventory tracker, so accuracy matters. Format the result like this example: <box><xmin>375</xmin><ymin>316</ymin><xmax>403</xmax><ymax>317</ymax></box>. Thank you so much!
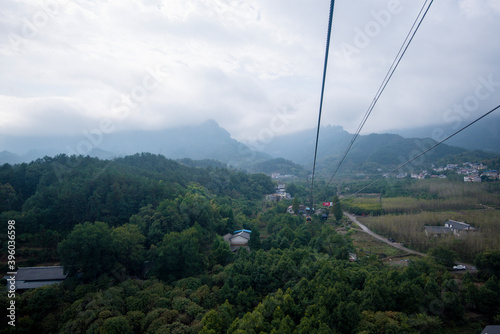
<box><xmin>1</xmin><ymin>154</ymin><xmax>499</xmax><ymax>333</ymax></box>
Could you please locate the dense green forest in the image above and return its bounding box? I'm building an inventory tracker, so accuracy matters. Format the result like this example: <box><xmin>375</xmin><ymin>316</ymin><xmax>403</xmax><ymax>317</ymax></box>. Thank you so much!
<box><xmin>1</xmin><ymin>154</ymin><xmax>500</xmax><ymax>333</ymax></box>
<box><xmin>0</xmin><ymin>154</ymin><xmax>274</xmax><ymax>233</ymax></box>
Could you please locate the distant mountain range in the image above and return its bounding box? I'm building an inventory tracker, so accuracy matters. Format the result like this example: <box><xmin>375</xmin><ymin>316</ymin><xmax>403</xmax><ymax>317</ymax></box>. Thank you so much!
<box><xmin>0</xmin><ymin>120</ymin><xmax>270</xmax><ymax>168</ymax></box>
<box><xmin>259</xmin><ymin>125</ymin><xmax>483</xmax><ymax>175</ymax></box>
<box><xmin>390</xmin><ymin>114</ymin><xmax>500</xmax><ymax>153</ymax></box>
<box><xmin>1</xmin><ymin>119</ymin><xmax>498</xmax><ymax>176</ymax></box>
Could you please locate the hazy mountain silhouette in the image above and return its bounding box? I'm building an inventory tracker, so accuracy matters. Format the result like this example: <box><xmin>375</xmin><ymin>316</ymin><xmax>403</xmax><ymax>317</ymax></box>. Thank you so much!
<box><xmin>1</xmin><ymin>121</ymin><xmax>497</xmax><ymax>176</ymax></box>
<box><xmin>257</xmin><ymin>124</ymin><xmax>495</xmax><ymax>174</ymax></box>
<box><xmin>389</xmin><ymin>114</ymin><xmax>500</xmax><ymax>153</ymax></box>
<box><xmin>0</xmin><ymin>120</ymin><xmax>271</xmax><ymax>167</ymax></box>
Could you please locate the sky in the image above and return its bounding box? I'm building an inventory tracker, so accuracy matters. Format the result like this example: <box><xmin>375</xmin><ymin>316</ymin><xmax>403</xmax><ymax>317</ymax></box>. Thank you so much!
<box><xmin>1</xmin><ymin>0</ymin><xmax>500</xmax><ymax>145</ymax></box>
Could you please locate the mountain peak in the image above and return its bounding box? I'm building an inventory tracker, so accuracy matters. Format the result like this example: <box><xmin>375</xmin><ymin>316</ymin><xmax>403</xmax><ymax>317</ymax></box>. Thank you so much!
<box><xmin>201</xmin><ymin>119</ymin><xmax>220</xmax><ymax>128</ymax></box>
<box><xmin>324</xmin><ymin>124</ymin><xmax>346</xmax><ymax>133</ymax></box>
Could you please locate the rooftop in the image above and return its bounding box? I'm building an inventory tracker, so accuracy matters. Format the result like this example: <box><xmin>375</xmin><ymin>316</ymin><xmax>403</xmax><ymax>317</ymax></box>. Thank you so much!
<box><xmin>481</xmin><ymin>325</ymin><xmax>500</xmax><ymax>334</ymax></box>
<box><xmin>7</xmin><ymin>266</ymin><xmax>67</xmax><ymax>290</ymax></box>
<box><xmin>232</xmin><ymin>231</ymin><xmax>251</xmax><ymax>241</ymax></box>
<box><xmin>445</xmin><ymin>220</ymin><xmax>474</xmax><ymax>230</ymax></box>
<box><xmin>15</xmin><ymin>266</ymin><xmax>67</xmax><ymax>281</ymax></box>
<box><xmin>234</xmin><ymin>229</ymin><xmax>252</xmax><ymax>234</ymax></box>
<box><xmin>424</xmin><ymin>226</ymin><xmax>451</xmax><ymax>234</ymax></box>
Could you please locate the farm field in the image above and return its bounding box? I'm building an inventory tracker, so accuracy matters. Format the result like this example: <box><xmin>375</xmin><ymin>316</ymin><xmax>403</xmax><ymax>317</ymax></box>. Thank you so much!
<box><xmin>339</xmin><ymin>179</ymin><xmax>500</xmax><ymax>262</ymax></box>
<box><xmin>357</xmin><ymin>209</ymin><xmax>500</xmax><ymax>263</ymax></box>
<box><xmin>349</xmin><ymin>227</ymin><xmax>410</xmax><ymax>258</ymax></box>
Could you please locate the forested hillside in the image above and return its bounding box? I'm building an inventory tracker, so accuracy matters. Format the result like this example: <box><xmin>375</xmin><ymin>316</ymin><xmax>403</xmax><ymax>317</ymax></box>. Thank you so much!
<box><xmin>260</xmin><ymin>124</ymin><xmax>498</xmax><ymax>174</ymax></box>
<box><xmin>1</xmin><ymin>154</ymin><xmax>499</xmax><ymax>333</ymax></box>
<box><xmin>0</xmin><ymin>153</ymin><xmax>274</xmax><ymax>234</ymax></box>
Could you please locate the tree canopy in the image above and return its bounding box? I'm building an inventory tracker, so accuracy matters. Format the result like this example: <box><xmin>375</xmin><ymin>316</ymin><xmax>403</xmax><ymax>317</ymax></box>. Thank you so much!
<box><xmin>2</xmin><ymin>154</ymin><xmax>499</xmax><ymax>333</ymax></box>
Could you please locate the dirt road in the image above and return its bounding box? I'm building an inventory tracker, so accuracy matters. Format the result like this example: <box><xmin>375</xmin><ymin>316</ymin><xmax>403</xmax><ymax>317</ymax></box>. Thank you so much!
<box><xmin>344</xmin><ymin>212</ymin><xmax>426</xmax><ymax>257</ymax></box>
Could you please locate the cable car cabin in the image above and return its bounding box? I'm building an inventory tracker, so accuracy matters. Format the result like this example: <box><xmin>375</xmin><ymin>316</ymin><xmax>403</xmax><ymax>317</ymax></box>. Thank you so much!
<box><xmin>321</xmin><ymin>213</ymin><xmax>328</xmax><ymax>220</ymax></box>
<box><xmin>306</xmin><ymin>216</ymin><xmax>312</xmax><ymax>222</ymax></box>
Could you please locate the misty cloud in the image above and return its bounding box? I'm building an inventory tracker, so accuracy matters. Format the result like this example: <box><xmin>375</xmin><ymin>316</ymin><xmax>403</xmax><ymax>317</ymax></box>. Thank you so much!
<box><xmin>1</xmin><ymin>0</ymin><xmax>499</xmax><ymax>142</ymax></box>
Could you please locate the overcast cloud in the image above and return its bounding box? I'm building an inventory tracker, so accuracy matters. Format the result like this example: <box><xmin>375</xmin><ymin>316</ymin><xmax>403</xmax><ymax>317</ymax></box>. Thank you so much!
<box><xmin>1</xmin><ymin>0</ymin><xmax>499</xmax><ymax>143</ymax></box>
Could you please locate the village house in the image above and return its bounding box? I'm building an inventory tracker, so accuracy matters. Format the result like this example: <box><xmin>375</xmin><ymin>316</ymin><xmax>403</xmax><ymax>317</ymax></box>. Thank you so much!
<box><xmin>444</xmin><ymin>220</ymin><xmax>476</xmax><ymax>236</ymax></box>
<box><xmin>271</xmin><ymin>173</ymin><xmax>296</xmax><ymax>179</ymax></box>
<box><xmin>265</xmin><ymin>184</ymin><xmax>292</xmax><ymax>201</ymax></box>
<box><xmin>482</xmin><ymin>170</ymin><xmax>499</xmax><ymax>180</ymax></box>
<box><xmin>424</xmin><ymin>226</ymin><xmax>452</xmax><ymax>237</ymax></box>
<box><xmin>223</xmin><ymin>229</ymin><xmax>251</xmax><ymax>252</ymax></box>
<box><xmin>475</xmin><ymin>163</ymin><xmax>487</xmax><ymax>170</ymax></box>
<box><xmin>424</xmin><ymin>220</ymin><xmax>475</xmax><ymax>238</ymax></box>
<box><xmin>464</xmin><ymin>174</ymin><xmax>481</xmax><ymax>183</ymax></box>
<box><xmin>411</xmin><ymin>172</ymin><xmax>428</xmax><ymax>179</ymax></box>
<box><xmin>287</xmin><ymin>204</ymin><xmax>308</xmax><ymax>215</ymax></box>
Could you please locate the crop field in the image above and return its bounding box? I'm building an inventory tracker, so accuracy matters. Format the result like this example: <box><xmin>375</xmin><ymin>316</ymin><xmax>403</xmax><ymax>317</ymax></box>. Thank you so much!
<box><xmin>357</xmin><ymin>209</ymin><xmax>500</xmax><ymax>263</ymax></box>
<box><xmin>348</xmin><ymin>179</ymin><xmax>500</xmax><ymax>263</ymax></box>
<box><xmin>350</xmin><ymin>228</ymin><xmax>409</xmax><ymax>258</ymax></box>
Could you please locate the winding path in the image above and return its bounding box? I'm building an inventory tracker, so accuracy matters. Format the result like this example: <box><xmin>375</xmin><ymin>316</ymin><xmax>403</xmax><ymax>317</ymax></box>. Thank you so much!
<box><xmin>344</xmin><ymin>212</ymin><xmax>426</xmax><ymax>257</ymax></box>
